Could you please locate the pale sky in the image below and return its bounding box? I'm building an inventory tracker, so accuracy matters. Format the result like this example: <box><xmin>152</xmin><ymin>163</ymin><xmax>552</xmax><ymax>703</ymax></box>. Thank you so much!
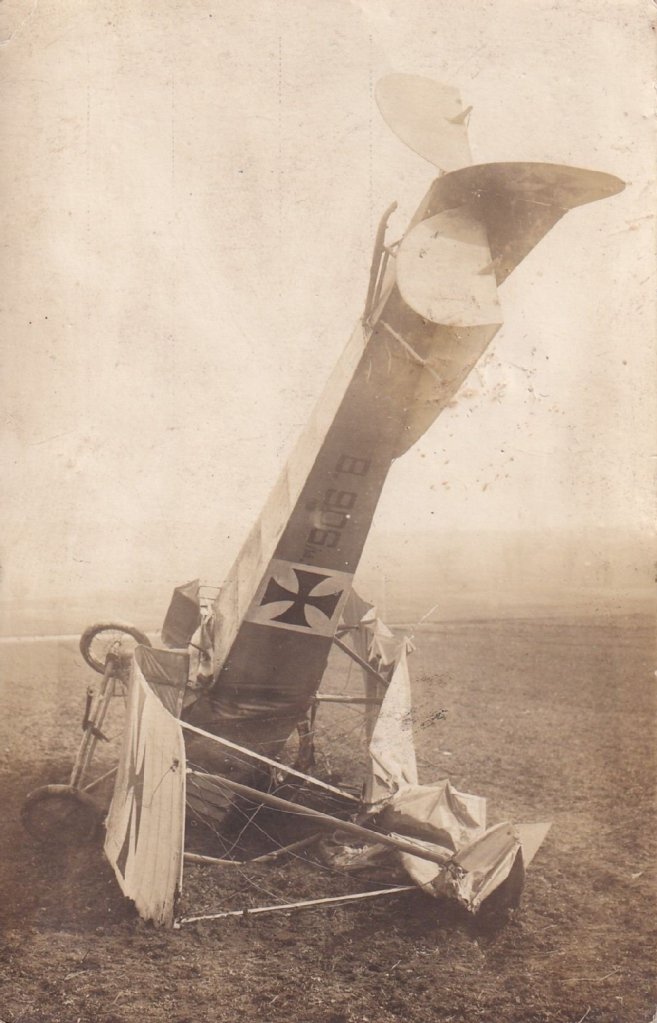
<box><xmin>1</xmin><ymin>0</ymin><xmax>654</xmax><ymax>606</ymax></box>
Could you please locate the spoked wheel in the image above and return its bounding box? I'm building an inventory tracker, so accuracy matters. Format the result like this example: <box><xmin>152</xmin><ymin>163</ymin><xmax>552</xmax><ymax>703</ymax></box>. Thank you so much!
<box><xmin>79</xmin><ymin>622</ymin><xmax>152</xmax><ymax>674</ymax></box>
<box><xmin>21</xmin><ymin>784</ymin><xmax>101</xmax><ymax>846</ymax></box>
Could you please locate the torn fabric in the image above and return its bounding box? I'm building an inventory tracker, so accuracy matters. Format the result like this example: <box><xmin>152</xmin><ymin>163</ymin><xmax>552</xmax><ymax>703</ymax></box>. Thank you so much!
<box><xmin>365</xmin><ymin>646</ymin><xmax>418</xmax><ymax>805</ymax></box>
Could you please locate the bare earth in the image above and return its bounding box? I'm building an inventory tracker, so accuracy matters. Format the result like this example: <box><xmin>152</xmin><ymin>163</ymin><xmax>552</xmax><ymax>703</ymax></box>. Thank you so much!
<box><xmin>0</xmin><ymin>609</ymin><xmax>655</xmax><ymax>1023</ymax></box>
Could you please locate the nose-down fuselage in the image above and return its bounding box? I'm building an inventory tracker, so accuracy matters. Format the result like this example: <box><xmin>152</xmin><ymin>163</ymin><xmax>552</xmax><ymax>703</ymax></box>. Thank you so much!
<box><xmin>184</xmin><ymin>78</ymin><xmax>623</xmax><ymax>766</ymax></box>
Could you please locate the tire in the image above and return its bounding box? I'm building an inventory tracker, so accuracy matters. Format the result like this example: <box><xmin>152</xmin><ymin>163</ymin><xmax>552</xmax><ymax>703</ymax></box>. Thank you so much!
<box><xmin>79</xmin><ymin>621</ymin><xmax>152</xmax><ymax>674</ymax></box>
<box><xmin>21</xmin><ymin>784</ymin><xmax>101</xmax><ymax>846</ymax></box>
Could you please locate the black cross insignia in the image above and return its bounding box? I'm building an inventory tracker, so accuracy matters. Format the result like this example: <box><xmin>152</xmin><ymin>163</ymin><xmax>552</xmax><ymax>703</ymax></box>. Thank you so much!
<box><xmin>116</xmin><ymin>687</ymin><xmax>146</xmax><ymax>879</ymax></box>
<box><xmin>260</xmin><ymin>568</ymin><xmax>343</xmax><ymax>629</ymax></box>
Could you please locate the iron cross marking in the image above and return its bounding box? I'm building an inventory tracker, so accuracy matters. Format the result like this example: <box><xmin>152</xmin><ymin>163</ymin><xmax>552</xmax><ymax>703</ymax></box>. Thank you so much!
<box><xmin>116</xmin><ymin>687</ymin><xmax>146</xmax><ymax>879</ymax></box>
<box><xmin>260</xmin><ymin>568</ymin><xmax>343</xmax><ymax>628</ymax></box>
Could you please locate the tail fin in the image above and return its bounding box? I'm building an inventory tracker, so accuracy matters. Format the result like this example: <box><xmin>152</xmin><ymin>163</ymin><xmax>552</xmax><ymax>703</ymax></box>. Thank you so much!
<box><xmin>375</xmin><ymin>73</ymin><xmax>472</xmax><ymax>172</ymax></box>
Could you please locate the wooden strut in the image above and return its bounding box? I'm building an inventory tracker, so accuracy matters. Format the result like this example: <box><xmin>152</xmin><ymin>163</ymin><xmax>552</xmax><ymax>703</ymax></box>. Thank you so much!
<box><xmin>183</xmin><ymin>833</ymin><xmax>319</xmax><ymax>868</ymax></box>
<box><xmin>379</xmin><ymin>319</ymin><xmax>445</xmax><ymax>388</ymax></box>
<box><xmin>174</xmin><ymin>884</ymin><xmax>416</xmax><ymax>926</ymax></box>
<box><xmin>363</xmin><ymin>200</ymin><xmax>398</xmax><ymax>320</ymax></box>
<box><xmin>187</xmin><ymin>770</ymin><xmax>451</xmax><ymax>868</ymax></box>
<box><xmin>315</xmin><ymin>694</ymin><xmax>381</xmax><ymax>705</ymax></box>
<box><xmin>331</xmin><ymin>635</ymin><xmax>391</xmax><ymax>690</ymax></box>
<box><xmin>182</xmin><ymin>720</ymin><xmax>359</xmax><ymax>803</ymax></box>
<box><xmin>69</xmin><ymin>660</ymin><xmax>119</xmax><ymax>789</ymax></box>
<box><xmin>82</xmin><ymin>765</ymin><xmax>117</xmax><ymax>793</ymax></box>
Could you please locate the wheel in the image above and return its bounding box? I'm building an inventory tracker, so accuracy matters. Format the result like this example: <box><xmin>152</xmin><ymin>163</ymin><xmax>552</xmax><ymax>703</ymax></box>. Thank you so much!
<box><xmin>21</xmin><ymin>784</ymin><xmax>101</xmax><ymax>846</ymax></box>
<box><xmin>79</xmin><ymin>622</ymin><xmax>152</xmax><ymax>674</ymax></box>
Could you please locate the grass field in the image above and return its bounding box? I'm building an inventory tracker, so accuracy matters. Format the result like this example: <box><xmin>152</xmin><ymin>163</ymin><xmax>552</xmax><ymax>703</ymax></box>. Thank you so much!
<box><xmin>0</xmin><ymin>607</ymin><xmax>655</xmax><ymax>1023</ymax></box>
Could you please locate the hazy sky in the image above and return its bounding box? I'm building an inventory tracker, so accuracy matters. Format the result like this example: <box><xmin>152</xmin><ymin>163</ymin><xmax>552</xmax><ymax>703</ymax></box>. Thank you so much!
<box><xmin>1</xmin><ymin>0</ymin><xmax>654</xmax><ymax>605</ymax></box>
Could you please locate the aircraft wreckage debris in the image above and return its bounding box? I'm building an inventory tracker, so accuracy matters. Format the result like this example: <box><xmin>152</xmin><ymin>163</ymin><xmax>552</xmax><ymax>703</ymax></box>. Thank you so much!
<box><xmin>22</xmin><ymin>73</ymin><xmax>622</xmax><ymax>928</ymax></box>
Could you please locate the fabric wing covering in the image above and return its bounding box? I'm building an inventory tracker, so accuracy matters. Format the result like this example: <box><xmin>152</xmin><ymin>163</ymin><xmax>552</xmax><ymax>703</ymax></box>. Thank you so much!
<box><xmin>103</xmin><ymin>606</ymin><xmax>550</xmax><ymax>923</ymax></box>
<box><xmin>343</xmin><ymin>606</ymin><xmax>550</xmax><ymax>912</ymax></box>
<box><xmin>104</xmin><ymin>646</ymin><xmax>187</xmax><ymax>927</ymax></box>
<box><xmin>366</xmin><ymin>645</ymin><xmax>418</xmax><ymax>805</ymax></box>
<box><xmin>134</xmin><ymin>644</ymin><xmax>191</xmax><ymax>718</ymax></box>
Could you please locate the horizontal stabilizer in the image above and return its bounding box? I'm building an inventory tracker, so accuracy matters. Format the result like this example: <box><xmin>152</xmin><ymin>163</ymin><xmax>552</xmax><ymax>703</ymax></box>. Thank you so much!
<box><xmin>422</xmin><ymin>162</ymin><xmax>625</xmax><ymax>285</ymax></box>
<box><xmin>376</xmin><ymin>73</ymin><xmax>472</xmax><ymax>172</ymax></box>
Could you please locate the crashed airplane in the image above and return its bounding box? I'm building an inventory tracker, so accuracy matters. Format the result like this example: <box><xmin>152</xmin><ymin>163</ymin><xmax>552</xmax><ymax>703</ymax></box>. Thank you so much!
<box><xmin>22</xmin><ymin>74</ymin><xmax>624</xmax><ymax>927</ymax></box>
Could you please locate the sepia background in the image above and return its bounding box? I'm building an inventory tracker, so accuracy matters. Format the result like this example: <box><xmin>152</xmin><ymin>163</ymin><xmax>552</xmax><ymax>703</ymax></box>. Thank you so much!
<box><xmin>1</xmin><ymin>0</ymin><xmax>654</xmax><ymax>634</ymax></box>
<box><xmin>1</xmin><ymin>5</ymin><xmax>656</xmax><ymax>1023</ymax></box>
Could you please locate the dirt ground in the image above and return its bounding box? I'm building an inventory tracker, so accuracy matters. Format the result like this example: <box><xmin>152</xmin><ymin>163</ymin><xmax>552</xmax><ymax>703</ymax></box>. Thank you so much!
<box><xmin>1</xmin><ymin>607</ymin><xmax>655</xmax><ymax>1023</ymax></box>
